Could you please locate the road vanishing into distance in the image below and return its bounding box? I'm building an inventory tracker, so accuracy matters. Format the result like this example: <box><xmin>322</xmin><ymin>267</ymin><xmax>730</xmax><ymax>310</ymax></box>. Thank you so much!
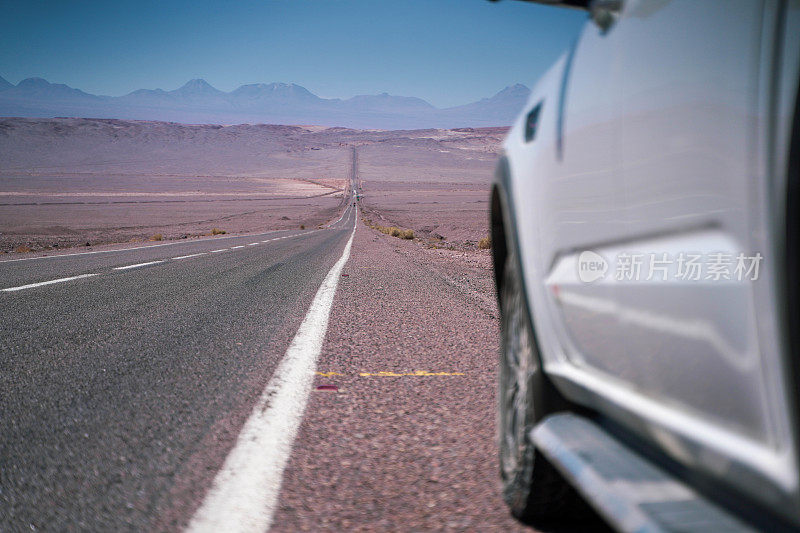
<box><xmin>1</xmin><ymin>200</ymin><xmax>357</xmax><ymax>531</ymax></box>
<box><xmin>0</xmin><ymin>148</ymin><xmax>607</xmax><ymax>532</ymax></box>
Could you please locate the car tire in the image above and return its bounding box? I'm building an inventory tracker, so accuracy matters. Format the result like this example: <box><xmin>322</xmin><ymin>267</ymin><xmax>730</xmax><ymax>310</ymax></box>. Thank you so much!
<box><xmin>498</xmin><ymin>252</ymin><xmax>582</xmax><ymax>522</ymax></box>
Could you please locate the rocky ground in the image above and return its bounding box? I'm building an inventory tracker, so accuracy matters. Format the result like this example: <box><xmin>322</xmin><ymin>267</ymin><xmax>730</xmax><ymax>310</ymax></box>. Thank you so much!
<box><xmin>0</xmin><ymin>118</ymin><xmax>505</xmax><ymax>253</ymax></box>
<box><xmin>270</xmin><ymin>219</ymin><xmax>609</xmax><ymax>532</ymax></box>
<box><xmin>0</xmin><ymin>117</ymin><xmax>613</xmax><ymax>531</ymax></box>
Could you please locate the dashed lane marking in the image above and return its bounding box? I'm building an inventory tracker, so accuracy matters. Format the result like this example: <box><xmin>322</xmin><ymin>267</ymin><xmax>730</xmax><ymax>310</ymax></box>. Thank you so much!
<box><xmin>113</xmin><ymin>260</ymin><xmax>164</xmax><ymax>271</ymax></box>
<box><xmin>1</xmin><ymin>229</ymin><xmax>325</xmax><ymax>294</ymax></box>
<box><xmin>2</xmin><ymin>273</ymin><xmax>99</xmax><ymax>292</ymax></box>
<box><xmin>0</xmin><ymin>229</ymin><xmax>292</xmax><ymax>264</ymax></box>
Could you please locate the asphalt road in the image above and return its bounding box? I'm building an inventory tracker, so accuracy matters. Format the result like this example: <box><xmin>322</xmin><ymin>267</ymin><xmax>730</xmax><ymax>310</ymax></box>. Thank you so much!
<box><xmin>0</xmin><ymin>203</ymin><xmax>357</xmax><ymax>531</ymax></box>
<box><xmin>0</xmin><ymin>139</ymin><xmax>609</xmax><ymax>531</ymax></box>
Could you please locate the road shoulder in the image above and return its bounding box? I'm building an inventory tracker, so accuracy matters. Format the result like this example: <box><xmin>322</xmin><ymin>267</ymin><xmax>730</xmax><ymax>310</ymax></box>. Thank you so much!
<box><xmin>271</xmin><ymin>221</ymin><xmax>532</xmax><ymax>531</ymax></box>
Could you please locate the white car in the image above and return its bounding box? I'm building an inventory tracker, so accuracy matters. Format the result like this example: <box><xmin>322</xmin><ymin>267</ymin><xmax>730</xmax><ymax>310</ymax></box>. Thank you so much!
<box><xmin>491</xmin><ymin>1</ymin><xmax>800</xmax><ymax>530</ymax></box>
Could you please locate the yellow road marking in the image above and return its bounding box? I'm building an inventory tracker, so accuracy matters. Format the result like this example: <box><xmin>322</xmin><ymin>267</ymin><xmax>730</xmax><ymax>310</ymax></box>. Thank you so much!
<box><xmin>316</xmin><ymin>371</ymin><xmax>464</xmax><ymax>377</ymax></box>
<box><xmin>360</xmin><ymin>371</ymin><xmax>465</xmax><ymax>377</ymax></box>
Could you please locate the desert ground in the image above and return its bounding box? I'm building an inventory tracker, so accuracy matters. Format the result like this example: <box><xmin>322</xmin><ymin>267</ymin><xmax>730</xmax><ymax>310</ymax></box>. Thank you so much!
<box><xmin>5</xmin><ymin>117</ymin><xmax>612</xmax><ymax>532</ymax></box>
<box><xmin>0</xmin><ymin>118</ymin><xmax>504</xmax><ymax>254</ymax></box>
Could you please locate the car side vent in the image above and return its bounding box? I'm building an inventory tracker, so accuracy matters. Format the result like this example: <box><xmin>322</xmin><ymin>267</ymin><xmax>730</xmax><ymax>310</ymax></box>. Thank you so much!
<box><xmin>525</xmin><ymin>102</ymin><xmax>543</xmax><ymax>143</ymax></box>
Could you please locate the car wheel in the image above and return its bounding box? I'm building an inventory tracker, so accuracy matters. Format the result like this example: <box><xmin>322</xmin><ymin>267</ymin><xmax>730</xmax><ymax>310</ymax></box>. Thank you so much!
<box><xmin>498</xmin><ymin>253</ymin><xmax>580</xmax><ymax>522</ymax></box>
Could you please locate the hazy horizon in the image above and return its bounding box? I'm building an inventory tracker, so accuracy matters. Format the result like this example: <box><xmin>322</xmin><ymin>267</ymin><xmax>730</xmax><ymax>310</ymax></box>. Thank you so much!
<box><xmin>0</xmin><ymin>0</ymin><xmax>585</xmax><ymax>108</ymax></box>
<box><xmin>0</xmin><ymin>73</ymin><xmax>529</xmax><ymax>109</ymax></box>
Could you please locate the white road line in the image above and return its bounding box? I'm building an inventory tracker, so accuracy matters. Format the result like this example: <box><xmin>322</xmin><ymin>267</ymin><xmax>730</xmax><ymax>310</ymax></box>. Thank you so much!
<box><xmin>247</xmin><ymin>242</ymin><xmax>259</xmax><ymax>246</ymax></box>
<box><xmin>326</xmin><ymin>205</ymin><xmax>350</xmax><ymax>228</ymax></box>
<box><xmin>0</xmin><ymin>230</ymin><xmax>287</xmax><ymax>264</ymax></box>
<box><xmin>2</xmin><ymin>273</ymin><xmax>99</xmax><ymax>292</ymax></box>
<box><xmin>187</xmin><ymin>210</ymin><xmax>357</xmax><ymax>533</ymax></box>
<box><xmin>113</xmin><ymin>260</ymin><xmax>164</xmax><ymax>271</ymax></box>
<box><xmin>210</xmin><ymin>249</ymin><xmax>228</xmax><ymax>253</ymax></box>
<box><xmin>173</xmin><ymin>253</ymin><xmax>208</xmax><ymax>260</ymax></box>
<box><xmin>231</xmin><ymin>245</ymin><xmax>245</xmax><ymax>249</ymax></box>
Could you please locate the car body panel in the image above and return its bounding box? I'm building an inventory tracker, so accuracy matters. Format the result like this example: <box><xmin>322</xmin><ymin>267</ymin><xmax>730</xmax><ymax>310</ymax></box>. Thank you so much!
<box><xmin>498</xmin><ymin>0</ymin><xmax>800</xmax><ymax>523</ymax></box>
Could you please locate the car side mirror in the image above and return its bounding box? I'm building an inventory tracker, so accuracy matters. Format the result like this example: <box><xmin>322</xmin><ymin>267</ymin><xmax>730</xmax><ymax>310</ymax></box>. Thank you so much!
<box><xmin>506</xmin><ymin>0</ymin><xmax>589</xmax><ymax>8</ymax></box>
<box><xmin>589</xmin><ymin>0</ymin><xmax>621</xmax><ymax>32</ymax></box>
<box><xmin>490</xmin><ymin>0</ymin><xmax>621</xmax><ymax>33</ymax></box>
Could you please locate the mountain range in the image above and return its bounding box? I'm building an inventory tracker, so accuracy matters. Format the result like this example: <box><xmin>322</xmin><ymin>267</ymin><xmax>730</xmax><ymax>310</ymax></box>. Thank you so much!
<box><xmin>0</xmin><ymin>75</ymin><xmax>530</xmax><ymax>129</ymax></box>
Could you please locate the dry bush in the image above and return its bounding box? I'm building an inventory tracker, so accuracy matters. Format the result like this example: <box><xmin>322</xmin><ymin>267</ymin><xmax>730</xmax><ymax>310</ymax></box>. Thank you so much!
<box><xmin>211</xmin><ymin>228</ymin><xmax>226</xmax><ymax>235</ymax></box>
<box><xmin>300</xmin><ymin>224</ymin><xmax>305</xmax><ymax>230</ymax></box>
<box><xmin>478</xmin><ymin>237</ymin><xmax>491</xmax><ymax>249</ymax></box>
<box><xmin>364</xmin><ymin>219</ymin><xmax>415</xmax><ymax>241</ymax></box>
<box><xmin>14</xmin><ymin>245</ymin><xmax>32</xmax><ymax>253</ymax></box>
<box><xmin>149</xmin><ymin>233</ymin><xmax>163</xmax><ymax>241</ymax></box>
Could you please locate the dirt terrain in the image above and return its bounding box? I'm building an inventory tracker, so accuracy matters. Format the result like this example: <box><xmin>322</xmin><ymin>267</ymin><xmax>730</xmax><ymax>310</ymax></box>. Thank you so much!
<box><xmin>272</xmin><ymin>221</ymin><xmax>516</xmax><ymax>532</ymax></box>
<box><xmin>271</xmin><ymin>220</ymin><xmax>609</xmax><ymax>532</ymax></box>
<box><xmin>0</xmin><ymin>117</ymin><xmax>617</xmax><ymax>531</ymax></box>
<box><xmin>356</xmin><ymin>128</ymin><xmax>504</xmax><ymax>247</ymax></box>
<box><xmin>0</xmin><ymin>118</ymin><xmax>504</xmax><ymax>253</ymax></box>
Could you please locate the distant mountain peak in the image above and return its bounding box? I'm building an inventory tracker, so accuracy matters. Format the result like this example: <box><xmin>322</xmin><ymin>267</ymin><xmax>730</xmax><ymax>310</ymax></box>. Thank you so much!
<box><xmin>127</xmin><ymin>87</ymin><xmax>168</xmax><ymax>96</ymax></box>
<box><xmin>185</xmin><ymin>78</ymin><xmax>213</xmax><ymax>87</ymax></box>
<box><xmin>18</xmin><ymin>77</ymin><xmax>51</xmax><ymax>88</ymax></box>
<box><xmin>171</xmin><ymin>78</ymin><xmax>223</xmax><ymax>96</ymax></box>
<box><xmin>0</xmin><ymin>75</ymin><xmax>12</xmax><ymax>90</ymax></box>
<box><xmin>9</xmin><ymin>77</ymin><xmax>97</xmax><ymax>99</ymax></box>
<box><xmin>344</xmin><ymin>92</ymin><xmax>435</xmax><ymax>111</ymax></box>
<box><xmin>231</xmin><ymin>82</ymin><xmax>318</xmax><ymax>101</ymax></box>
<box><xmin>492</xmin><ymin>84</ymin><xmax>530</xmax><ymax>98</ymax></box>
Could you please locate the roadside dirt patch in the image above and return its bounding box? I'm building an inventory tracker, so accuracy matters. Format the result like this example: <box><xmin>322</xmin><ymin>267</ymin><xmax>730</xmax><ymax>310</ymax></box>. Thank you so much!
<box><xmin>270</xmin><ymin>221</ymin><xmax>530</xmax><ymax>531</ymax></box>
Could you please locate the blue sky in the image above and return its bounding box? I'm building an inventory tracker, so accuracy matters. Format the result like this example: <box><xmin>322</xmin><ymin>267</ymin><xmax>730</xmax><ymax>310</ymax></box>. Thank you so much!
<box><xmin>0</xmin><ymin>0</ymin><xmax>585</xmax><ymax>108</ymax></box>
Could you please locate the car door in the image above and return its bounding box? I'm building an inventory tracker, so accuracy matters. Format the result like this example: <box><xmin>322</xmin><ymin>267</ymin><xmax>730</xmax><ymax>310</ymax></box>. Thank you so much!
<box><xmin>517</xmin><ymin>1</ymin><xmax>629</xmax><ymax>383</ymax></box>
<box><xmin>609</xmin><ymin>0</ymin><xmax>796</xmax><ymax>508</ymax></box>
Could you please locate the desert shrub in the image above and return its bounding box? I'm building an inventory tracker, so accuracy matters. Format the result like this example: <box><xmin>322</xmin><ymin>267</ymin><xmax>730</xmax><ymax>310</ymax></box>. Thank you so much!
<box><xmin>478</xmin><ymin>237</ymin><xmax>491</xmax><ymax>249</ymax></box>
<box><xmin>211</xmin><ymin>228</ymin><xmax>226</xmax><ymax>235</ymax></box>
<box><xmin>300</xmin><ymin>224</ymin><xmax>305</xmax><ymax>230</ymax></box>
<box><xmin>150</xmin><ymin>233</ymin><xmax>163</xmax><ymax>241</ymax></box>
<box><xmin>367</xmin><ymin>222</ymin><xmax>416</xmax><ymax>240</ymax></box>
<box><xmin>14</xmin><ymin>245</ymin><xmax>32</xmax><ymax>253</ymax></box>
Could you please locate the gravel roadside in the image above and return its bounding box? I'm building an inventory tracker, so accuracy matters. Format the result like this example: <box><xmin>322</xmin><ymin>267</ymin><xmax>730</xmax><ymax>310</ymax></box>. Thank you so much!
<box><xmin>270</xmin><ymin>220</ymin><xmax>533</xmax><ymax>532</ymax></box>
